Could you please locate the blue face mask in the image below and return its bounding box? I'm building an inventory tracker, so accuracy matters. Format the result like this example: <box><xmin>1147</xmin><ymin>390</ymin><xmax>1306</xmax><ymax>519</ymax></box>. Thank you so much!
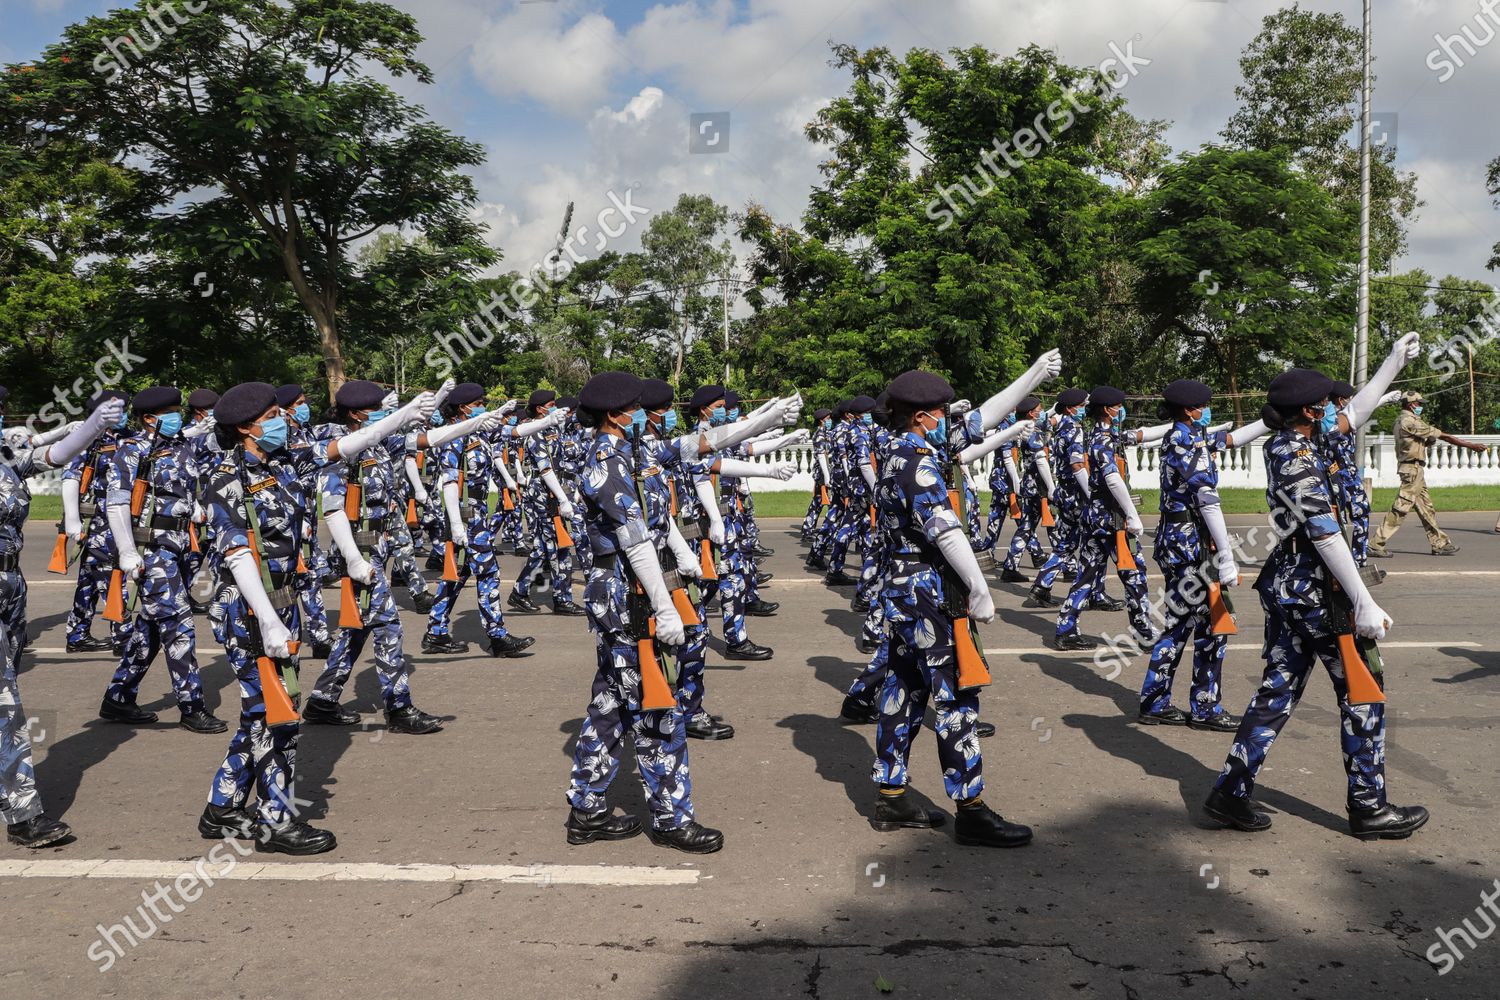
<box><xmin>1193</xmin><ymin>405</ymin><xmax>1212</xmax><ymax>429</ymax></box>
<box><xmin>364</xmin><ymin>409</ymin><xmax>389</xmax><ymax>425</ymax></box>
<box><xmin>469</xmin><ymin>405</ymin><xmax>487</xmax><ymax>418</ymax></box>
<box><xmin>430</xmin><ymin>411</ymin><xmax>444</xmax><ymax>427</ymax></box>
<box><xmin>822</xmin><ymin>418</ymin><xmax>832</xmax><ymax>430</ymax></box>
<box><xmin>1319</xmin><ymin>402</ymin><xmax>1339</xmax><ymax>434</ymax></box>
<box><xmin>112</xmin><ymin>411</ymin><xmax>128</xmax><ymax>430</ymax></box>
<box><xmin>1112</xmin><ymin>405</ymin><xmax>1127</xmax><ymax>430</ymax></box>
<box><xmin>293</xmin><ymin>403</ymin><xmax>311</xmax><ymax>425</ymax></box>
<box><xmin>155</xmin><ymin>412</ymin><xmax>182</xmax><ymax>437</ymax></box>
<box><xmin>861</xmin><ymin>413</ymin><xmax>873</xmax><ymax>425</ymax></box>
<box><xmin>507</xmin><ymin>415</ymin><xmax>518</xmax><ymax>426</ymax></box>
<box><xmin>1413</xmin><ymin>405</ymin><xmax>1423</xmax><ymax>416</ymax></box>
<box><xmin>710</xmin><ymin>405</ymin><xmax>727</xmax><ymax>426</ymax></box>
<box><xmin>629</xmin><ymin>409</ymin><xmax>647</xmax><ymax>436</ymax></box>
<box><xmin>255</xmin><ymin>415</ymin><xmax>288</xmax><ymax>452</ymax></box>
<box><xmin>663</xmin><ymin>409</ymin><xmax>679</xmax><ymax>433</ymax></box>
<box><xmin>729</xmin><ymin>407</ymin><xmax>741</xmax><ymax>421</ymax></box>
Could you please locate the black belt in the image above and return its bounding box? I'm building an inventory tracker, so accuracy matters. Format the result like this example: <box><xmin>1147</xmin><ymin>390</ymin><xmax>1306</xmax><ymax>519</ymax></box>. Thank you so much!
<box><xmin>152</xmin><ymin>514</ymin><xmax>192</xmax><ymax>532</ymax></box>
<box><xmin>594</xmin><ymin>551</ymin><xmax>621</xmax><ymax>572</ymax></box>
<box><xmin>1160</xmin><ymin>509</ymin><xmax>1197</xmax><ymax>524</ymax></box>
<box><xmin>0</xmin><ymin>552</ymin><xmax>17</xmax><ymax>572</ymax></box>
<box><xmin>1398</xmin><ymin>458</ymin><xmax>1426</xmax><ymax>467</ymax></box>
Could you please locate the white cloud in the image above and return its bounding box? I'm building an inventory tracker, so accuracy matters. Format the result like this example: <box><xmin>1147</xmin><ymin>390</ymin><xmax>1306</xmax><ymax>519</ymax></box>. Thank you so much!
<box><xmin>470</xmin><ymin>6</ymin><xmax>627</xmax><ymax>114</ymax></box>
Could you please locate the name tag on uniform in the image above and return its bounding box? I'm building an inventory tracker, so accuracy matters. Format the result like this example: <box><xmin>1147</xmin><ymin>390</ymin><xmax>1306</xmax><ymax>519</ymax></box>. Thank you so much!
<box><xmin>642</xmin><ymin>465</ymin><xmax>662</xmax><ymax>477</ymax></box>
<box><xmin>1328</xmin><ymin>462</ymin><xmax>1341</xmax><ymax>475</ymax></box>
<box><xmin>100</xmin><ymin>445</ymin><xmax>117</xmax><ymax>455</ymax></box>
<box><xmin>246</xmin><ymin>476</ymin><xmax>278</xmax><ymax>494</ymax></box>
<box><xmin>360</xmin><ymin>458</ymin><xmax>379</xmax><ymax>469</ymax></box>
<box><xmin>464</xmin><ymin>440</ymin><xmax>483</xmax><ymax>453</ymax></box>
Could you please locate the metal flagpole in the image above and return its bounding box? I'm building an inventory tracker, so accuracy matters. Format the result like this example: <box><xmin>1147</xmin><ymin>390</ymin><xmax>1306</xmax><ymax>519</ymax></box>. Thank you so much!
<box><xmin>1355</xmin><ymin>0</ymin><xmax>1373</xmax><ymax>483</ymax></box>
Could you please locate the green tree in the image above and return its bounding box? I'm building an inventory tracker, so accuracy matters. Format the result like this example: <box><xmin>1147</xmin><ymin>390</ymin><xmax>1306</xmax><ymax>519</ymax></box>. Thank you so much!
<box><xmin>6</xmin><ymin>0</ymin><xmax>495</xmax><ymax>396</ymax></box>
<box><xmin>639</xmin><ymin>195</ymin><xmax>732</xmax><ymax>385</ymax></box>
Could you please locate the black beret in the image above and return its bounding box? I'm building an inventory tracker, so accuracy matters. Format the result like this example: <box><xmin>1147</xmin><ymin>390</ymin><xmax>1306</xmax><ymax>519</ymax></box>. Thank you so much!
<box><xmin>1267</xmin><ymin>368</ymin><xmax>1334</xmax><ymax>409</ymax></box>
<box><xmin>1162</xmin><ymin>379</ymin><xmax>1212</xmax><ymax>409</ymax></box>
<box><xmin>885</xmin><ymin>371</ymin><xmax>954</xmax><ymax>409</ymax></box>
<box><xmin>558</xmin><ymin>395</ymin><xmax>579</xmax><ymax>409</ymax></box>
<box><xmin>275</xmin><ymin>384</ymin><xmax>305</xmax><ymax>408</ymax></box>
<box><xmin>334</xmin><ymin>380</ymin><xmax>386</xmax><ymax>410</ymax></box>
<box><xmin>89</xmin><ymin>388</ymin><xmax>128</xmax><ymax>413</ymax></box>
<box><xmin>1055</xmin><ymin>387</ymin><xmax>1088</xmax><ymax>408</ymax></box>
<box><xmin>214</xmin><ymin>382</ymin><xmax>277</xmax><ymax>427</ymax></box>
<box><xmin>689</xmin><ymin>384</ymin><xmax>726</xmax><ymax>412</ymax></box>
<box><xmin>0</xmin><ymin>386</ymin><xmax>8</xmax><ymax>404</ymax></box>
<box><xmin>447</xmin><ymin>382</ymin><xmax>485</xmax><ymax>408</ymax></box>
<box><xmin>1089</xmin><ymin>385</ymin><xmax>1126</xmax><ymax>407</ymax></box>
<box><xmin>814</xmin><ymin>407</ymin><xmax>832</xmax><ymax>422</ymax></box>
<box><xmin>846</xmin><ymin>394</ymin><xmax>877</xmax><ymax>414</ymax></box>
<box><xmin>1017</xmin><ymin>395</ymin><xmax>1042</xmax><ymax>414</ymax></box>
<box><xmin>187</xmin><ymin>388</ymin><xmax>219</xmax><ymax>409</ymax></box>
<box><xmin>528</xmin><ymin>389</ymin><xmax>557</xmax><ymax>411</ymax></box>
<box><xmin>639</xmin><ymin>379</ymin><xmax>674</xmax><ymax>410</ymax></box>
<box><xmin>1329</xmin><ymin>380</ymin><xmax>1356</xmax><ymax>399</ymax></box>
<box><xmin>725</xmin><ymin>390</ymin><xmax>741</xmax><ymax>409</ymax></box>
<box><xmin>132</xmin><ymin>386</ymin><xmax>181</xmax><ymax>414</ymax></box>
<box><xmin>580</xmin><ymin>372</ymin><xmax>643</xmax><ymax>413</ymax></box>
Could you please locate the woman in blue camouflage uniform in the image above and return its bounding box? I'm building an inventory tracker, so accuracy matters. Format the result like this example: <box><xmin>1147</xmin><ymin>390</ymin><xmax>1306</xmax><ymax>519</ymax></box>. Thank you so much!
<box><xmin>62</xmin><ymin>389</ymin><xmax>131</xmax><ymax>654</ymax></box>
<box><xmin>421</xmin><ymin>384</ymin><xmax>550</xmax><ymax>657</ymax></box>
<box><xmin>2</xmin><ymin>390</ymin><xmax>124</xmax><ymax>848</ymax></box>
<box><xmin>306</xmin><ymin>381</ymin><xmax>444</xmax><ymax>734</ymax></box>
<box><xmin>564</xmin><ymin>371</ymin><xmax>723</xmax><ymax>854</ymax></box>
<box><xmin>1027</xmin><ymin>388</ymin><xmax>1089</xmax><ymax>607</ymax></box>
<box><xmin>197</xmin><ymin>382</ymin><xmax>337</xmax><ymax>854</ymax></box>
<box><xmin>999</xmin><ymin>396</ymin><xmax>1054</xmax><ymax>584</ymax></box>
<box><xmin>801</xmin><ymin>408</ymin><xmax>834</xmax><ymax>540</ymax></box>
<box><xmin>96</xmin><ymin>387</ymin><xmax>225</xmax><ymax>735</ymax></box>
<box><xmin>509</xmin><ymin>390</ymin><xmax>581</xmax><ymax>615</ymax></box>
<box><xmin>869</xmin><ymin>370</ymin><xmax>1030</xmax><ymax>848</ymax></box>
<box><xmin>1204</xmin><ymin>368</ymin><xmax>1428</xmax><ymax>840</ymax></box>
<box><xmin>1138</xmin><ymin>380</ymin><xmax>1244</xmax><ymax>731</ymax></box>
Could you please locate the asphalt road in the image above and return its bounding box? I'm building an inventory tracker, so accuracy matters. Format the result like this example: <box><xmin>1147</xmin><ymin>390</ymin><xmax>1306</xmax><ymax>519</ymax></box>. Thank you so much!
<box><xmin>5</xmin><ymin>512</ymin><xmax>1499</xmax><ymax>999</ymax></box>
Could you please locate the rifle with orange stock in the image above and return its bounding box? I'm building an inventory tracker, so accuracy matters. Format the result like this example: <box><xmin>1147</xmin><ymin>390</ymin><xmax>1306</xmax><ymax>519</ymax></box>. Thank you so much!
<box><xmin>103</xmin><ymin>426</ymin><xmax>159</xmax><ymax>622</ymax></box>
<box><xmin>237</xmin><ymin>449</ymin><xmax>301</xmax><ymax>726</ymax></box>
<box><xmin>1111</xmin><ymin>453</ymin><xmax>1140</xmax><ymax>571</ymax></box>
<box><xmin>49</xmin><ymin>440</ymin><xmax>104</xmax><ymax>574</ymax></box>
<box><xmin>338</xmin><ymin>457</ymin><xmax>374</xmax><ymax>629</ymax></box>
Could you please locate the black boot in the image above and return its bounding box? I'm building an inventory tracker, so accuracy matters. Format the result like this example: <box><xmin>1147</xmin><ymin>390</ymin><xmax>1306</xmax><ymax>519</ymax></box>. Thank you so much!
<box><xmin>646</xmin><ymin>821</ymin><xmax>724</xmax><ymax>854</ymax></box>
<box><xmin>6</xmin><ymin>814</ymin><xmax>72</xmax><ymax>848</ymax></box>
<box><xmin>309</xmin><ymin>641</ymin><xmax>332</xmax><ymax>660</ymax></box>
<box><xmin>857</xmin><ymin>636</ymin><xmax>880</xmax><ymax>655</ymax></box>
<box><xmin>565</xmin><ymin>807</ymin><xmax>642</xmax><ymax>845</ymax></box>
<box><xmin>753</xmin><ymin>544</ymin><xmax>775</xmax><ymax>558</ymax></box>
<box><xmin>410</xmin><ymin>591</ymin><xmax>435</xmax><ymax>614</ymax></box>
<box><xmin>551</xmin><ymin>600</ymin><xmax>587</xmax><ymax>616</ymax></box>
<box><xmin>188</xmin><ymin>598</ymin><xmax>211</xmax><ymax>615</ymax></box>
<box><xmin>1000</xmin><ymin>568</ymin><xmax>1029</xmax><ymax>584</ymax></box>
<box><xmin>1050</xmin><ymin>631</ymin><xmax>1097</xmax><ymax>651</ymax></box>
<box><xmin>421</xmin><ymin>632</ymin><xmax>470</xmax><ymax>655</ymax></box>
<box><xmin>745</xmin><ymin>599</ymin><xmax>779</xmax><ymax>617</ymax></box>
<box><xmin>840</xmin><ymin>696</ymin><xmax>879</xmax><ymax>724</ymax></box>
<box><xmin>1202</xmin><ymin>788</ymin><xmax>1272</xmax><ymax>832</ymax></box>
<box><xmin>805</xmin><ymin>554</ymin><xmax>829</xmax><ymax>571</ymax></box>
<box><xmin>1137</xmin><ymin>706</ymin><xmax>1190</xmax><ymax>726</ymax></box>
<box><xmin>180</xmin><ymin>704</ymin><xmax>228</xmax><ymax>734</ymax></box>
<box><xmin>754</xmin><ymin>571</ymin><xmax>774</xmax><ymax>585</ymax></box>
<box><xmin>1348</xmin><ymin>803</ymin><xmax>1429</xmax><ymax>840</ymax></box>
<box><xmin>255</xmin><ymin>821</ymin><xmax>337</xmax><ymax>855</ymax></box>
<box><xmin>425</xmin><ymin>552</ymin><xmax>445</xmax><ymax>571</ymax></box>
<box><xmin>686</xmin><ymin>714</ymin><xmax>736</xmax><ymax>740</ymax></box>
<box><xmin>386</xmin><ymin>705</ymin><xmax>444</xmax><ymax>735</ymax></box>
<box><xmin>1187</xmin><ymin>711</ymin><xmax>1241</xmax><ymax>733</ymax></box>
<box><xmin>850</xmin><ymin>597</ymin><xmax>872</xmax><ymax>614</ymax></box>
<box><xmin>724</xmin><ymin>640</ymin><xmax>773</xmax><ymax>661</ymax></box>
<box><xmin>872</xmin><ymin>791</ymin><xmax>946</xmax><ymax>831</ymax></box>
<box><xmin>198</xmin><ymin>803</ymin><xmax>255</xmax><ymax>840</ymax></box>
<box><xmin>487</xmin><ymin>634</ymin><xmax>536</xmax><ymax>658</ymax></box>
<box><xmin>1058</xmin><ymin>569</ymin><xmax>1077</xmax><ymax>582</ymax></box>
<box><xmin>1089</xmin><ymin>595</ymin><xmax>1126</xmax><ymax>612</ymax></box>
<box><xmin>976</xmin><ymin>721</ymin><xmax>996</xmax><ymax>739</ymax></box>
<box><xmin>67</xmin><ymin>633</ymin><xmax>113</xmax><ymax>653</ymax></box>
<box><xmin>508</xmin><ymin>592</ymin><xmax>540</xmax><ymax>613</ymax></box>
<box><xmin>302</xmin><ymin>698</ymin><xmax>361</xmax><ymax>726</ymax></box>
<box><xmin>955</xmin><ymin>800</ymin><xmax>1033</xmax><ymax>847</ymax></box>
<box><xmin>824</xmin><ymin>570</ymin><xmax>857</xmax><ymax>586</ymax></box>
<box><xmin>99</xmin><ymin>699</ymin><xmax>158</xmax><ymax>725</ymax></box>
<box><xmin>1023</xmin><ymin>585</ymin><xmax>1057</xmax><ymax>609</ymax></box>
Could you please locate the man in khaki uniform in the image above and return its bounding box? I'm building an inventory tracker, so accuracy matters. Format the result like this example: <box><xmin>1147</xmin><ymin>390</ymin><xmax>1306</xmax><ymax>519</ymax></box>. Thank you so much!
<box><xmin>1369</xmin><ymin>392</ymin><xmax>1488</xmax><ymax>557</ymax></box>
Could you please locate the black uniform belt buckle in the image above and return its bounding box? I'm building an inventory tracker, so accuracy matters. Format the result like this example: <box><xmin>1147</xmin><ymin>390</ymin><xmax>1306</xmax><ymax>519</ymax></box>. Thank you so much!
<box><xmin>677</xmin><ymin>518</ymin><xmax>702</xmax><ymax>542</ymax></box>
<box><xmin>152</xmin><ymin>514</ymin><xmax>192</xmax><ymax>532</ymax></box>
<box><xmin>1160</xmin><ymin>509</ymin><xmax>1196</xmax><ymax>524</ymax></box>
<box><xmin>266</xmin><ymin>584</ymin><xmax>297</xmax><ymax>610</ymax></box>
<box><xmin>662</xmin><ymin>568</ymin><xmax>683</xmax><ymax>592</ymax></box>
<box><xmin>80</xmin><ymin>501</ymin><xmax>98</xmax><ymax>519</ymax></box>
<box><xmin>1359</xmin><ymin>563</ymin><xmax>1384</xmax><ymax>589</ymax></box>
<box><xmin>593</xmin><ymin>551</ymin><xmax>621</xmax><ymax>573</ymax></box>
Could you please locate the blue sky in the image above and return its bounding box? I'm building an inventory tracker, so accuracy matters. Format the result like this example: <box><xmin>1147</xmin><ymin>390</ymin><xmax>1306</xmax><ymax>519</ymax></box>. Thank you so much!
<box><xmin>7</xmin><ymin>1</ymin><xmax>1497</xmax><ymax>288</ymax></box>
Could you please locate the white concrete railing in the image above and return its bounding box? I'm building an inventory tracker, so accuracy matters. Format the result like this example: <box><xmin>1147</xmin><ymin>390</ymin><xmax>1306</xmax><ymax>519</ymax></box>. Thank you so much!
<box><xmin>23</xmin><ymin>434</ymin><xmax>1497</xmax><ymax>497</ymax></box>
<box><xmin>731</xmin><ymin>434</ymin><xmax>1500</xmax><ymax>494</ymax></box>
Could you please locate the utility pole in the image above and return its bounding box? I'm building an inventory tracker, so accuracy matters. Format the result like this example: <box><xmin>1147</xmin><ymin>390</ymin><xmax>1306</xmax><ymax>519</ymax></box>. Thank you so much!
<box><xmin>1355</xmin><ymin>0</ymin><xmax>1373</xmax><ymax>483</ymax></box>
<box><xmin>721</xmin><ymin>268</ymin><xmax>733</xmax><ymax>386</ymax></box>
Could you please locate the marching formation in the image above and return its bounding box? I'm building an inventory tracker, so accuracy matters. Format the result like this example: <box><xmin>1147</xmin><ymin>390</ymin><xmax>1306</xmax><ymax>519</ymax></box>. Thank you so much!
<box><xmin>0</xmin><ymin>332</ymin><xmax>1439</xmax><ymax>856</ymax></box>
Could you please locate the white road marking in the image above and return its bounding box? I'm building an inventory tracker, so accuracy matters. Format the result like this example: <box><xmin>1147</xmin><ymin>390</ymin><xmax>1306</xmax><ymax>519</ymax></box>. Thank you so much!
<box><xmin>984</xmin><ymin>640</ymin><xmax>1481</xmax><ymax>657</ymax></box>
<box><xmin>0</xmin><ymin>858</ymin><xmax>698</xmax><ymax>886</ymax></box>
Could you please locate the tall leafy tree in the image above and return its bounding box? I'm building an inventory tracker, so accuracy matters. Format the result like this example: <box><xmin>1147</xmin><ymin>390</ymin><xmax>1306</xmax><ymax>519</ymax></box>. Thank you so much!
<box><xmin>6</xmin><ymin>0</ymin><xmax>495</xmax><ymax>395</ymax></box>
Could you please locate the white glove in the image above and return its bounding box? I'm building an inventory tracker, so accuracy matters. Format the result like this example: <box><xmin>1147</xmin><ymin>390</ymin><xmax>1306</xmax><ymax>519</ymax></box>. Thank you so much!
<box><xmin>442</xmin><ymin>481</ymin><xmax>467</xmax><ymax>547</ymax></box>
<box><xmin>184</xmin><ymin>416</ymin><xmax>217</xmax><ymax>440</ymax></box>
<box><xmin>424</xmin><ymin>409</ymin><xmax>491</xmax><ymax>449</ymax></box>
<box><xmin>957</xmin><ymin>419</ymin><xmax>1033</xmax><ymax>464</ymax></box>
<box><xmin>431</xmin><ymin>378</ymin><xmax>457</xmax><ymax>412</ymax></box>
<box><xmin>667</xmin><ymin>521</ymin><xmax>701</xmax><ymax>579</ymax></box>
<box><xmin>978</xmin><ymin>349</ymin><xmax>1063</xmax><ymax>431</ymax></box>
<box><xmin>43</xmin><ymin>400</ymin><xmax>124</xmax><ymax>469</ymax></box>
<box><xmin>381</xmin><ymin>390</ymin><xmax>399</xmax><ymax>411</ymax></box>
<box><xmin>1227</xmin><ymin>419</ymin><xmax>1269</xmax><ymax>449</ymax></box>
<box><xmin>29</xmin><ymin>420</ymin><xmax>80</xmax><ymax>447</ymax></box>
<box><xmin>1198</xmin><ymin>498</ymin><xmax>1238</xmax><ymax>585</ymax></box>
<box><xmin>623</xmin><ymin>540</ymin><xmax>685</xmax><ymax>646</ymax></box>
<box><xmin>1214</xmin><ymin>550</ymin><xmax>1240</xmax><ymax>588</ymax></box>
<box><xmin>747</xmin><ymin>428</ymin><xmax>808</xmax><ymax>455</ymax></box>
<box><xmin>934</xmin><ymin>527</ymin><xmax>995</xmax><ymax>623</ymax></box>
<box><xmin>1035</xmin><ymin>456</ymin><xmax>1056</xmax><ymax>499</ymax></box>
<box><xmin>716</xmin><ymin>458</ymin><xmax>793</xmax><ymax>480</ymax></box>
<box><xmin>1105</xmin><ymin>471</ymin><xmax>1142</xmax><ymax>534</ymax></box>
<box><xmin>693</xmin><ymin>479</ymin><xmax>725</xmax><ymax>546</ymax></box>
<box><xmin>1348</xmin><ymin>331</ymin><xmax>1419</xmax><ymax>427</ymax></box>
<box><xmin>323</xmin><ymin>507</ymin><xmax>376</xmax><ymax>585</ymax></box>
<box><xmin>335</xmin><ymin>396</ymin><xmax>430</xmax><ymax>460</ymax></box>
<box><xmin>404</xmin><ymin>456</ymin><xmax>428</xmax><ymax>502</ymax></box>
<box><xmin>859</xmin><ymin>464</ymin><xmax>877</xmax><ymax>492</ymax></box>
<box><xmin>708</xmin><ymin>520</ymin><xmax>725</xmax><ymax>547</ymax></box>
<box><xmin>63</xmin><ymin>477</ymin><xmax>83</xmax><ymax>538</ymax></box>
<box><xmin>557</xmin><ymin>499</ymin><xmax>576</xmax><ymax>521</ymax></box>
<box><xmin>1136</xmin><ymin>422</ymin><xmax>1173</xmax><ymax>445</ymax></box>
<box><xmin>224</xmin><ymin>548</ymin><xmax>293</xmax><ymax>658</ymax></box>
<box><xmin>496</xmin><ymin>399</ymin><xmax>519</xmax><ymax>419</ymax></box>
<box><xmin>106</xmin><ymin>502</ymin><xmax>143</xmax><ymax>579</ymax></box>
<box><xmin>512</xmin><ymin>414</ymin><xmax>555</xmax><ymax>438</ymax></box>
<box><xmin>1071</xmin><ymin>466</ymin><xmax>1092</xmax><ymax>498</ymax></box>
<box><xmin>1313</xmin><ymin>532</ymin><xmax>1390</xmax><ymax>639</ymax></box>
<box><xmin>1377</xmin><ymin>390</ymin><xmax>1403</xmax><ymax>408</ymax></box>
<box><xmin>192</xmin><ymin>502</ymin><xmax>208</xmax><ymax>525</ymax></box>
<box><xmin>702</xmin><ymin>397</ymin><xmax>790</xmax><ymax>451</ymax></box>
